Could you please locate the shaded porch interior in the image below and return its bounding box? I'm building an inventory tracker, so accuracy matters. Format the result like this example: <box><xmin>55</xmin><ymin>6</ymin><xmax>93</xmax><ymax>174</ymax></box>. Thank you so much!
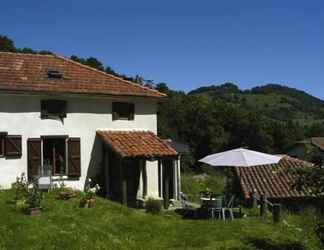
<box><xmin>97</xmin><ymin>130</ymin><xmax>179</xmax><ymax>208</ymax></box>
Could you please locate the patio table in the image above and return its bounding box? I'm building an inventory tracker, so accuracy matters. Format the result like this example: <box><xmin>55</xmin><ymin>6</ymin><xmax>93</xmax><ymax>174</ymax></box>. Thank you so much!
<box><xmin>200</xmin><ymin>196</ymin><xmax>224</xmax><ymax>219</ymax></box>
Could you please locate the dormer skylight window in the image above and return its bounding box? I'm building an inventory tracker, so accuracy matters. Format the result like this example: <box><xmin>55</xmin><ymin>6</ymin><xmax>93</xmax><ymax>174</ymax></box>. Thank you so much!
<box><xmin>47</xmin><ymin>70</ymin><xmax>63</xmax><ymax>79</ymax></box>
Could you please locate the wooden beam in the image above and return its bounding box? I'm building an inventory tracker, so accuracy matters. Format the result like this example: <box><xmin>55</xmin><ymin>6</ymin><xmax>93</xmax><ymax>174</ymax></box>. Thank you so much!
<box><xmin>142</xmin><ymin>160</ymin><xmax>147</xmax><ymax>198</ymax></box>
<box><xmin>177</xmin><ymin>156</ymin><xmax>181</xmax><ymax>201</ymax></box>
<box><xmin>120</xmin><ymin>158</ymin><xmax>127</xmax><ymax>206</ymax></box>
<box><xmin>260</xmin><ymin>194</ymin><xmax>267</xmax><ymax>219</ymax></box>
<box><xmin>158</xmin><ymin>160</ymin><xmax>162</xmax><ymax>198</ymax></box>
<box><xmin>173</xmin><ymin>159</ymin><xmax>177</xmax><ymax>200</ymax></box>
<box><xmin>163</xmin><ymin>160</ymin><xmax>170</xmax><ymax>209</ymax></box>
<box><xmin>164</xmin><ymin>175</ymin><xmax>169</xmax><ymax>209</ymax></box>
<box><xmin>103</xmin><ymin>145</ymin><xmax>110</xmax><ymax>198</ymax></box>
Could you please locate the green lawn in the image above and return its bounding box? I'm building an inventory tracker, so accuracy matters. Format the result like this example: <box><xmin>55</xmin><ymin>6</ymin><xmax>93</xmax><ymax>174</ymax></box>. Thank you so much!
<box><xmin>0</xmin><ymin>190</ymin><xmax>321</xmax><ymax>250</ymax></box>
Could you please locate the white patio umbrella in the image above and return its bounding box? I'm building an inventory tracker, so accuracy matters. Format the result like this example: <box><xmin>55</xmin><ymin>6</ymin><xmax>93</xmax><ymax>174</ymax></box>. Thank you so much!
<box><xmin>199</xmin><ymin>148</ymin><xmax>282</xmax><ymax>167</ymax></box>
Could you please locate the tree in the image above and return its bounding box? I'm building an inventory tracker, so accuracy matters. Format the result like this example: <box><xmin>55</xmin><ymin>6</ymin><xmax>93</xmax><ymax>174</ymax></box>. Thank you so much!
<box><xmin>105</xmin><ymin>66</ymin><xmax>117</xmax><ymax>76</ymax></box>
<box><xmin>85</xmin><ymin>57</ymin><xmax>104</xmax><ymax>71</ymax></box>
<box><xmin>306</xmin><ymin>123</ymin><xmax>324</xmax><ymax>137</ymax></box>
<box><xmin>70</xmin><ymin>55</ymin><xmax>104</xmax><ymax>71</ymax></box>
<box><xmin>156</xmin><ymin>83</ymin><xmax>169</xmax><ymax>94</ymax></box>
<box><xmin>294</xmin><ymin>165</ymin><xmax>324</xmax><ymax>199</ymax></box>
<box><xmin>0</xmin><ymin>35</ymin><xmax>16</xmax><ymax>52</ymax></box>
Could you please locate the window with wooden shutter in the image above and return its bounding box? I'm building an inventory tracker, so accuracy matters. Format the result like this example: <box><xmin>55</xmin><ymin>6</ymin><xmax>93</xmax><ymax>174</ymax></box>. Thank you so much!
<box><xmin>5</xmin><ymin>135</ymin><xmax>22</xmax><ymax>158</ymax></box>
<box><xmin>112</xmin><ymin>102</ymin><xmax>135</xmax><ymax>121</ymax></box>
<box><xmin>27</xmin><ymin>139</ymin><xmax>41</xmax><ymax>181</ymax></box>
<box><xmin>68</xmin><ymin>138</ymin><xmax>81</xmax><ymax>178</ymax></box>
<box><xmin>0</xmin><ymin>132</ymin><xmax>7</xmax><ymax>157</ymax></box>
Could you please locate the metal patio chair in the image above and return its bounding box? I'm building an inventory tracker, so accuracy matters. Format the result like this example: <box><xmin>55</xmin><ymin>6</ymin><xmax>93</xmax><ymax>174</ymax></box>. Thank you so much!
<box><xmin>222</xmin><ymin>195</ymin><xmax>241</xmax><ymax>220</ymax></box>
<box><xmin>208</xmin><ymin>196</ymin><xmax>224</xmax><ymax>220</ymax></box>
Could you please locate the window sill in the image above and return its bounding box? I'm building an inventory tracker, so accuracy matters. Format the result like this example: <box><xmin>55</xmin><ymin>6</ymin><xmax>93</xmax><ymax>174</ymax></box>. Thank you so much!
<box><xmin>51</xmin><ymin>175</ymin><xmax>80</xmax><ymax>181</ymax></box>
<box><xmin>113</xmin><ymin>118</ymin><xmax>135</xmax><ymax>121</ymax></box>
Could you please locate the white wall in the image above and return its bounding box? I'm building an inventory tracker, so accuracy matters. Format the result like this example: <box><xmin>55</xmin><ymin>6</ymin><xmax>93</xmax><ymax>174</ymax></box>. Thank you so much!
<box><xmin>0</xmin><ymin>93</ymin><xmax>159</xmax><ymax>195</ymax></box>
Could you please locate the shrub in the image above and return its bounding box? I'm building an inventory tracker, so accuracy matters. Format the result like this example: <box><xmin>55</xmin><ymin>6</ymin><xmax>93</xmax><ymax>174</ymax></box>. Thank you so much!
<box><xmin>315</xmin><ymin>219</ymin><xmax>324</xmax><ymax>244</ymax></box>
<box><xmin>26</xmin><ymin>183</ymin><xmax>42</xmax><ymax>209</ymax></box>
<box><xmin>145</xmin><ymin>198</ymin><xmax>162</xmax><ymax>214</ymax></box>
<box><xmin>11</xmin><ymin>173</ymin><xmax>28</xmax><ymax>201</ymax></box>
<box><xmin>15</xmin><ymin>199</ymin><xmax>27</xmax><ymax>212</ymax></box>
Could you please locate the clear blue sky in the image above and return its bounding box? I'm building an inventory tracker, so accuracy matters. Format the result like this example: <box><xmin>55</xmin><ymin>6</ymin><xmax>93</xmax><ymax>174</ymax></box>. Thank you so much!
<box><xmin>1</xmin><ymin>0</ymin><xmax>324</xmax><ymax>98</ymax></box>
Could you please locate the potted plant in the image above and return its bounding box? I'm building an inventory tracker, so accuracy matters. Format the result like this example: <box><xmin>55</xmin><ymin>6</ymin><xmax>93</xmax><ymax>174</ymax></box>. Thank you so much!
<box><xmin>79</xmin><ymin>178</ymin><xmax>100</xmax><ymax>208</ymax></box>
<box><xmin>57</xmin><ymin>189</ymin><xmax>75</xmax><ymax>200</ymax></box>
<box><xmin>56</xmin><ymin>176</ymin><xmax>76</xmax><ymax>200</ymax></box>
<box><xmin>25</xmin><ymin>183</ymin><xmax>43</xmax><ymax>215</ymax></box>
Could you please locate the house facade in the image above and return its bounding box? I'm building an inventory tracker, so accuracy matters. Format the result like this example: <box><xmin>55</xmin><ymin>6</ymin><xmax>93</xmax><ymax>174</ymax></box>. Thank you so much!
<box><xmin>0</xmin><ymin>52</ymin><xmax>179</xmax><ymax>207</ymax></box>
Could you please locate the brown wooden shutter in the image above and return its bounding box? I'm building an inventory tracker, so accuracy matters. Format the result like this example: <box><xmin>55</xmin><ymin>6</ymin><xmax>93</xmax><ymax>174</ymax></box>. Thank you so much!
<box><xmin>0</xmin><ymin>132</ymin><xmax>7</xmax><ymax>157</ymax></box>
<box><xmin>112</xmin><ymin>111</ymin><xmax>119</xmax><ymax>120</ymax></box>
<box><xmin>68</xmin><ymin>138</ymin><xmax>81</xmax><ymax>177</ymax></box>
<box><xmin>128</xmin><ymin>103</ymin><xmax>135</xmax><ymax>120</ymax></box>
<box><xmin>112</xmin><ymin>102</ymin><xmax>119</xmax><ymax>120</ymax></box>
<box><xmin>27</xmin><ymin>139</ymin><xmax>41</xmax><ymax>181</ymax></box>
<box><xmin>5</xmin><ymin>135</ymin><xmax>22</xmax><ymax>158</ymax></box>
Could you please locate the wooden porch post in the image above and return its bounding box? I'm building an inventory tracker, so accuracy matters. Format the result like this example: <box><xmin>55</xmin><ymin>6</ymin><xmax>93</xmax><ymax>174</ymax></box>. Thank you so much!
<box><xmin>142</xmin><ymin>159</ymin><xmax>147</xmax><ymax>198</ymax></box>
<box><xmin>177</xmin><ymin>155</ymin><xmax>181</xmax><ymax>200</ymax></box>
<box><xmin>173</xmin><ymin>159</ymin><xmax>177</xmax><ymax>200</ymax></box>
<box><xmin>158</xmin><ymin>160</ymin><xmax>162</xmax><ymax>198</ymax></box>
<box><xmin>120</xmin><ymin>158</ymin><xmax>127</xmax><ymax>206</ymax></box>
<box><xmin>136</xmin><ymin>161</ymin><xmax>143</xmax><ymax>200</ymax></box>
<box><xmin>103</xmin><ymin>145</ymin><xmax>110</xmax><ymax>198</ymax></box>
<box><xmin>163</xmin><ymin>160</ymin><xmax>170</xmax><ymax>209</ymax></box>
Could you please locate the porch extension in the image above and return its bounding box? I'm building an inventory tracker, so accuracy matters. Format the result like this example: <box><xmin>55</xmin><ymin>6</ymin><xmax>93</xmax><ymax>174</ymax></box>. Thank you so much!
<box><xmin>97</xmin><ymin>130</ymin><xmax>179</xmax><ymax>208</ymax></box>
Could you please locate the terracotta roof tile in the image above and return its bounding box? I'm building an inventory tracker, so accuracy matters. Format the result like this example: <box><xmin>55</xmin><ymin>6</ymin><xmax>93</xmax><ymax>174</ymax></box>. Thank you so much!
<box><xmin>97</xmin><ymin>130</ymin><xmax>178</xmax><ymax>158</ymax></box>
<box><xmin>235</xmin><ymin>157</ymin><xmax>313</xmax><ymax>200</ymax></box>
<box><xmin>0</xmin><ymin>52</ymin><xmax>165</xmax><ymax>98</ymax></box>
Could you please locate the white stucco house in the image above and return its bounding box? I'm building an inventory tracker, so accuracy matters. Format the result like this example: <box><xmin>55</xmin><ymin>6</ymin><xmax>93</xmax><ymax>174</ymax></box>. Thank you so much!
<box><xmin>0</xmin><ymin>52</ymin><xmax>180</xmax><ymax>207</ymax></box>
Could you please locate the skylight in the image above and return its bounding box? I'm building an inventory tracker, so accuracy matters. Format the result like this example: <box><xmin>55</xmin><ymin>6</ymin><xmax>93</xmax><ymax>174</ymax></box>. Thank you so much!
<box><xmin>47</xmin><ymin>70</ymin><xmax>63</xmax><ymax>79</ymax></box>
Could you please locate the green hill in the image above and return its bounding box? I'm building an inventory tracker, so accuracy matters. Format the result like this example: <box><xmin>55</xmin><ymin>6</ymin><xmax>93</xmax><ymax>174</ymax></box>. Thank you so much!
<box><xmin>188</xmin><ymin>83</ymin><xmax>324</xmax><ymax>124</ymax></box>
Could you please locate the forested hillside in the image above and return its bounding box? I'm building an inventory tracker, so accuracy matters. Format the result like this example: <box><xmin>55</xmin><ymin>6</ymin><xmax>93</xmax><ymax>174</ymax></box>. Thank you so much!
<box><xmin>1</xmin><ymin>34</ymin><xmax>324</xmax><ymax>166</ymax></box>
<box><xmin>157</xmin><ymin>83</ymin><xmax>324</xmax><ymax>163</ymax></box>
<box><xmin>189</xmin><ymin>82</ymin><xmax>324</xmax><ymax>123</ymax></box>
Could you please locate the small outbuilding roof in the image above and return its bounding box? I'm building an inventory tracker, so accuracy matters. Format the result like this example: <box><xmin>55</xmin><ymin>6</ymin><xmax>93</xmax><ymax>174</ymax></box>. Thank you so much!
<box><xmin>0</xmin><ymin>52</ymin><xmax>165</xmax><ymax>98</ymax></box>
<box><xmin>164</xmin><ymin>140</ymin><xmax>190</xmax><ymax>155</ymax></box>
<box><xmin>235</xmin><ymin>156</ymin><xmax>313</xmax><ymax>200</ymax></box>
<box><xmin>295</xmin><ymin>137</ymin><xmax>324</xmax><ymax>151</ymax></box>
<box><xmin>97</xmin><ymin>130</ymin><xmax>178</xmax><ymax>159</ymax></box>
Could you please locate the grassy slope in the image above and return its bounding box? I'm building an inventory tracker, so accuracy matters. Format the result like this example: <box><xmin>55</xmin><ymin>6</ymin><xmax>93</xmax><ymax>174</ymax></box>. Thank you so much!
<box><xmin>0</xmin><ymin>190</ymin><xmax>321</xmax><ymax>250</ymax></box>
